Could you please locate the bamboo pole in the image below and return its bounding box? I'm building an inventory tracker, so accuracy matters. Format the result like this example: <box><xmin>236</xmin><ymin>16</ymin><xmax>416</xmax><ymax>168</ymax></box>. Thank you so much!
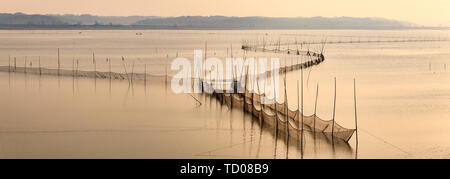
<box><xmin>250</xmin><ymin>72</ymin><xmax>254</xmax><ymax>114</ymax></box>
<box><xmin>296</xmin><ymin>80</ymin><xmax>300</xmax><ymax>137</ymax></box>
<box><xmin>204</xmin><ymin>41</ymin><xmax>207</xmax><ymax>88</ymax></box>
<box><xmin>332</xmin><ymin>77</ymin><xmax>337</xmax><ymax>143</ymax></box>
<box><xmin>8</xmin><ymin>55</ymin><xmax>10</xmax><ymax>72</ymax></box>
<box><xmin>230</xmin><ymin>59</ymin><xmax>234</xmax><ymax>107</ymax></box>
<box><xmin>354</xmin><ymin>78</ymin><xmax>359</xmax><ymax>156</ymax></box>
<box><xmin>165</xmin><ymin>64</ymin><xmax>168</xmax><ymax>87</ymax></box>
<box><xmin>76</xmin><ymin>59</ymin><xmax>79</xmax><ymax>77</ymax></box>
<box><xmin>271</xmin><ymin>69</ymin><xmax>278</xmax><ymax>152</ymax></box>
<box><xmin>285</xmin><ymin>77</ymin><xmax>289</xmax><ymax>160</ymax></box>
<box><xmin>301</xmin><ymin>60</ymin><xmax>304</xmax><ymax>147</ymax></box>
<box><xmin>38</xmin><ymin>56</ymin><xmax>41</xmax><ymax>75</ymax></box>
<box><xmin>144</xmin><ymin>63</ymin><xmax>147</xmax><ymax>87</ymax></box>
<box><xmin>230</xmin><ymin>44</ymin><xmax>233</xmax><ymax>58</ymax></box>
<box><xmin>313</xmin><ymin>83</ymin><xmax>319</xmax><ymax>133</ymax></box>
<box><xmin>93</xmin><ymin>53</ymin><xmax>96</xmax><ymax>77</ymax></box>
<box><xmin>24</xmin><ymin>56</ymin><xmax>27</xmax><ymax>74</ymax></box>
<box><xmin>284</xmin><ymin>75</ymin><xmax>288</xmax><ymax>137</ymax></box>
<box><xmin>273</xmin><ymin>74</ymin><xmax>277</xmax><ymax>129</ymax></box>
<box><xmin>72</xmin><ymin>58</ymin><xmax>75</xmax><ymax>77</ymax></box>
<box><xmin>109</xmin><ymin>58</ymin><xmax>111</xmax><ymax>79</ymax></box>
<box><xmin>122</xmin><ymin>57</ymin><xmax>130</xmax><ymax>84</ymax></box>
<box><xmin>256</xmin><ymin>75</ymin><xmax>262</xmax><ymax>124</ymax></box>
<box><xmin>284</xmin><ymin>61</ymin><xmax>288</xmax><ymax>135</ymax></box>
<box><xmin>243</xmin><ymin>66</ymin><xmax>248</xmax><ymax>111</ymax></box>
<box><xmin>57</xmin><ymin>48</ymin><xmax>60</xmax><ymax>76</ymax></box>
<box><xmin>131</xmin><ymin>60</ymin><xmax>135</xmax><ymax>84</ymax></box>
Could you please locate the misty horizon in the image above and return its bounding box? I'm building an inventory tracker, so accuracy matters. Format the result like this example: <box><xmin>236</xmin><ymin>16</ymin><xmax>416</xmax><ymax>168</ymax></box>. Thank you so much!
<box><xmin>2</xmin><ymin>12</ymin><xmax>447</xmax><ymax>30</ymax></box>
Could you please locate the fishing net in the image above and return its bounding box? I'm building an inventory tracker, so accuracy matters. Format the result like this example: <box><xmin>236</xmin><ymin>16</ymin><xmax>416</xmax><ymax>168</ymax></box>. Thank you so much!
<box><xmin>212</xmin><ymin>90</ymin><xmax>355</xmax><ymax>142</ymax></box>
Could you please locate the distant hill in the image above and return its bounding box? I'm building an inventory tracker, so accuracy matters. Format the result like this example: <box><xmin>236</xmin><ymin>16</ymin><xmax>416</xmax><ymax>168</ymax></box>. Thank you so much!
<box><xmin>0</xmin><ymin>13</ymin><xmax>444</xmax><ymax>30</ymax></box>
<box><xmin>53</xmin><ymin>14</ymin><xmax>158</xmax><ymax>25</ymax></box>
<box><xmin>0</xmin><ymin>13</ymin><xmax>67</xmax><ymax>25</ymax></box>
<box><xmin>0</xmin><ymin>13</ymin><xmax>157</xmax><ymax>26</ymax></box>
<box><xmin>135</xmin><ymin>16</ymin><xmax>415</xmax><ymax>29</ymax></box>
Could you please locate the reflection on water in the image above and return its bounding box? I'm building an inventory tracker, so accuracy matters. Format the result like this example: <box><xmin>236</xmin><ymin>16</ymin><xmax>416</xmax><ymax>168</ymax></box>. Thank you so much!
<box><xmin>0</xmin><ymin>72</ymin><xmax>352</xmax><ymax>158</ymax></box>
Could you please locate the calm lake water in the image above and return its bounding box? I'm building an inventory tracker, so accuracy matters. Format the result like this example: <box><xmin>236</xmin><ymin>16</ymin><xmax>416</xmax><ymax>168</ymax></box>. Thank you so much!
<box><xmin>0</xmin><ymin>30</ymin><xmax>450</xmax><ymax>158</ymax></box>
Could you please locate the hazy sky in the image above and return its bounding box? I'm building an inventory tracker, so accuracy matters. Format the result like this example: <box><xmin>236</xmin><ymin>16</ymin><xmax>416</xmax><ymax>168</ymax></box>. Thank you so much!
<box><xmin>1</xmin><ymin>0</ymin><xmax>449</xmax><ymax>26</ymax></box>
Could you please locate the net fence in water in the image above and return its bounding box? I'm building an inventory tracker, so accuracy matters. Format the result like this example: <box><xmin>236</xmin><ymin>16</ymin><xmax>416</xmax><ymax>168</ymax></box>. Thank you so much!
<box><xmin>0</xmin><ymin>47</ymin><xmax>354</xmax><ymax>142</ymax></box>
<box><xmin>210</xmin><ymin>85</ymin><xmax>355</xmax><ymax>142</ymax></box>
<box><xmin>200</xmin><ymin>50</ymin><xmax>354</xmax><ymax>143</ymax></box>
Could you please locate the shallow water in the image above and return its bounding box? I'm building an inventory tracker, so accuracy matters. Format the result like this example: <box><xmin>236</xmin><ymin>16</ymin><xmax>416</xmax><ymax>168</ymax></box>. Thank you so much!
<box><xmin>1</xmin><ymin>30</ymin><xmax>450</xmax><ymax>158</ymax></box>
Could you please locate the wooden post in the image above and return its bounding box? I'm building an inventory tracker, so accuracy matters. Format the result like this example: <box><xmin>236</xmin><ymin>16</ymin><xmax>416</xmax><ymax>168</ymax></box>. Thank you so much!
<box><xmin>165</xmin><ymin>64</ymin><xmax>168</xmax><ymax>87</ymax></box>
<box><xmin>230</xmin><ymin>59</ymin><xmax>234</xmax><ymax>108</ymax></box>
<box><xmin>14</xmin><ymin>57</ymin><xmax>16</xmax><ymax>71</ymax></box>
<box><xmin>283</xmin><ymin>75</ymin><xmax>288</xmax><ymax>137</ymax></box>
<box><xmin>313</xmin><ymin>83</ymin><xmax>319</xmax><ymax>133</ymax></box>
<box><xmin>38</xmin><ymin>56</ymin><xmax>41</xmax><ymax>75</ymax></box>
<box><xmin>273</xmin><ymin>72</ymin><xmax>278</xmax><ymax>133</ymax></box>
<box><xmin>256</xmin><ymin>75</ymin><xmax>262</xmax><ymax>124</ymax></box>
<box><xmin>122</xmin><ymin>57</ymin><xmax>130</xmax><ymax>84</ymax></box>
<box><xmin>243</xmin><ymin>67</ymin><xmax>248</xmax><ymax>111</ymax></box>
<box><xmin>57</xmin><ymin>48</ymin><xmax>60</xmax><ymax>76</ymax></box>
<box><xmin>93</xmin><ymin>53</ymin><xmax>96</xmax><ymax>77</ymax></box>
<box><xmin>296</xmin><ymin>80</ymin><xmax>300</xmax><ymax>137</ymax></box>
<box><xmin>131</xmin><ymin>60</ymin><xmax>135</xmax><ymax>84</ymax></box>
<box><xmin>230</xmin><ymin>44</ymin><xmax>233</xmax><ymax>58</ymax></box>
<box><xmin>76</xmin><ymin>59</ymin><xmax>79</xmax><ymax>77</ymax></box>
<box><xmin>72</xmin><ymin>58</ymin><xmax>75</xmax><ymax>77</ymax></box>
<box><xmin>24</xmin><ymin>56</ymin><xmax>27</xmax><ymax>74</ymax></box>
<box><xmin>109</xmin><ymin>58</ymin><xmax>112</xmax><ymax>79</ymax></box>
<box><xmin>144</xmin><ymin>64</ymin><xmax>147</xmax><ymax>87</ymax></box>
<box><xmin>332</xmin><ymin>77</ymin><xmax>337</xmax><ymax>143</ymax></box>
<box><xmin>204</xmin><ymin>41</ymin><xmax>207</xmax><ymax>88</ymax></box>
<box><xmin>354</xmin><ymin>78</ymin><xmax>359</xmax><ymax>156</ymax></box>
<box><xmin>250</xmin><ymin>75</ymin><xmax>254</xmax><ymax>113</ymax></box>
<box><xmin>301</xmin><ymin>60</ymin><xmax>304</xmax><ymax>147</ymax></box>
<box><xmin>8</xmin><ymin>55</ymin><xmax>10</xmax><ymax>72</ymax></box>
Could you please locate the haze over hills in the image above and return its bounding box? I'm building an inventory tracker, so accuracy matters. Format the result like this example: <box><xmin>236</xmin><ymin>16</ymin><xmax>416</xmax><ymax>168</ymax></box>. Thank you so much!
<box><xmin>0</xmin><ymin>12</ymin><xmax>443</xmax><ymax>30</ymax></box>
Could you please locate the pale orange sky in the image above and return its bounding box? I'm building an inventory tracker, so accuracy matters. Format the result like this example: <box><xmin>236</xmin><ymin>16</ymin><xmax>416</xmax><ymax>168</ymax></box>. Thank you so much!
<box><xmin>1</xmin><ymin>0</ymin><xmax>449</xmax><ymax>26</ymax></box>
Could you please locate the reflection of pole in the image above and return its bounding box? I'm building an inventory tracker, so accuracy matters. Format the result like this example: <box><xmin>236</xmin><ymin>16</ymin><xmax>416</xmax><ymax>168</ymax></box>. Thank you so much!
<box><xmin>332</xmin><ymin>77</ymin><xmax>336</xmax><ymax>144</ymax></box>
<box><xmin>354</xmin><ymin>78</ymin><xmax>359</xmax><ymax>158</ymax></box>
<box><xmin>57</xmin><ymin>48</ymin><xmax>60</xmax><ymax>76</ymax></box>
